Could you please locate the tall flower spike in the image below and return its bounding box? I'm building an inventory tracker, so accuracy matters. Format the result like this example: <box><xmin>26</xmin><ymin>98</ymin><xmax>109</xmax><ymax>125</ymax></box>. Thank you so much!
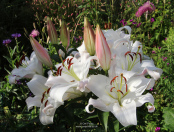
<box><xmin>95</xmin><ymin>25</ymin><xmax>111</xmax><ymax>71</ymax></box>
<box><xmin>30</xmin><ymin>36</ymin><xmax>53</xmax><ymax>67</ymax></box>
<box><xmin>84</xmin><ymin>17</ymin><xmax>95</xmax><ymax>56</ymax></box>
<box><xmin>47</xmin><ymin>17</ymin><xmax>58</xmax><ymax>44</ymax></box>
<box><xmin>135</xmin><ymin>1</ymin><xmax>155</xmax><ymax>17</ymax></box>
<box><xmin>60</xmin><ymin>20</ymin><xmax>69</xmax><ymax>48</ymax></box>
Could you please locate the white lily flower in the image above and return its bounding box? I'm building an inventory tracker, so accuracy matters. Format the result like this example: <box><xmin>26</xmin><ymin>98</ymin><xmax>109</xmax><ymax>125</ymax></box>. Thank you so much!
<box><xmin>85</xmin><ymin>69</ymin><xmax>155</xmax><ymax>127</ymax></box>
<box><xmin>9</xmin><ymin>51</ymin><xmax>43</xmax><ymax>84</ymax></box>
<box><xmin>25</xmin><ymin>75</ymin><xmax>62</xmax><ymax>125</ymax></box>
<box><xmin>110</xmin><ymin>40</ymin><xmax>162</xmax><ymax>80</ymax></box>
<box><xmin>45</xmin><ymin>54</ymin><xmax>96</xmax><ymax>104</ymax></box>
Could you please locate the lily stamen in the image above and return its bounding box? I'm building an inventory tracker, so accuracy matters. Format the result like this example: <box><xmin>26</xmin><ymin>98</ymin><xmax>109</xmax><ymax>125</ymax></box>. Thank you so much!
<box><xmin>110</xmin><ymin>76</ymin><xmax>118</xmax><ymax>85</ymax></box>
<box><xmin>47</xmin><ymin>88</ymin><xmax>51</xmax><ymax>94</ymax></box>
<box><xmin>138</xmin><ymin>53</ymin><xmax>142</xmax><ymax>63</ymax></box>
<box><xmin>110</xmin><ymin>87</ymin><xmax>115</xmax><ymax>92</ymax></box>
<box><xmin>125</xmin><ymin>51</ymin><xmax>131</xmax><ymax>56</ymax></box>
<box><xmin>117</xmin><ymin>90</ymin><xmax>124</xmax><ymax>95</ymax></box>
<box><xmin>56</xmin><ymin>66</ymin><xmax>62</xmax><ymax>76</ymax></box>
<box><xmin>69</xmin><ymin>58</ymin><xmax>73</xmax><ymax>64</ymax></box>
<box><xmin>45</xmin><ymin>100</ymin><xmax>48</xmax><ymax>107</ymax></box>
<box><xmin>68</xmin><ymin>63</ymin><xmax>74</xmax><ymax>70</ymax></box>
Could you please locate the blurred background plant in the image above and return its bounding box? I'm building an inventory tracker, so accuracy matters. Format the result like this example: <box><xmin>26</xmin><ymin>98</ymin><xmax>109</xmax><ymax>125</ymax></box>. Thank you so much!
<box><xmin>1</xmin><ymin>0</ymin><xmax>174</xmax><ymax>131</ymax></box>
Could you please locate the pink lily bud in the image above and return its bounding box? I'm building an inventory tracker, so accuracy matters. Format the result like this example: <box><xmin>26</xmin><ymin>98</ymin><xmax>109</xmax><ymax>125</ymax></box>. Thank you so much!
<box><xmin>30</xmin><ymin>36</ymin><xmax>53</xmax><ymax>67</ymax></box>
<box><xmin>84</xmin><ymin>17</ymin><xmax>95</xmax><ymax>56</ymax></box>
<box><xmin>47</xmin><ymin>17</ymin><xmax>58</xmax><ymax>44</ymax></box>
<box><xmin>60</xmin><ymin>20</ymin><xmax>69</xmax><ymax>48</ymax></box>
<box><xmin>95</xmin><ymin>25</ymin><xmax>111</xmax><ymax>71</ymax></box>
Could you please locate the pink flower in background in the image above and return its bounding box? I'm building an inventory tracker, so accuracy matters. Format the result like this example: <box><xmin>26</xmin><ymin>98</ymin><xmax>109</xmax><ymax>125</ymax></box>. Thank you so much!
<box><xmin>120</xmin><ymin>19</ymin><xmax>127</xmax><ymax>26</ymax></box>
<box><xmin>30</xmin><ymin>29</ymin><xmax>39</xmax><ymax>38</ymax></box>
<box><xmin>136</xmin><ymin>1</ymin><xmax>155</xmax><ymax>17</ymax></box>
<box><xmin>162</xmin><ymin>57</ymin><xmax>167</xmax><ymax>61</ymax></box>
<box><xmin>132</xmin><ymin>22</ymin><xmax>137</xmax><ymax>25</ymax></box>
<box><xmin>167</xmin><ymin>63</ymin><xmax>169</xmax><ymax>65</ymax></box>
<box><xmin>155</xmin><ymin>127</ymin><xmax>160</xmax><ymax>132</ymax></box>
<box><xmin>151</xmin><ymin>18</ymin><xmax>155</xmax><ymax>22</ymax></box>
<box><xmin>136</xmin><ymin>23</ymin><xmax>141</xmax><ymax>27</ymax></box>
<box><xmin>152</xmin><ymin>51</ymin><xmax>156</xmax><ymax>54</ymax></box>
<box><xmin>165</xmin><ymin>38</ymin><xmax>167</xmax><ymax>41</ymax></box>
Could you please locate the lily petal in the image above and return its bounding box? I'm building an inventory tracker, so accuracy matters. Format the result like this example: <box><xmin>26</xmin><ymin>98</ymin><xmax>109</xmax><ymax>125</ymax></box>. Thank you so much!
<box><xmin>87</xmin><ymin>75</ymin><xmax>115</xmax><ymax>103</ymax></box>
<box><xmin>26</xmin><ymin>96</ymin><xmax>41</xmax><ymax>110</ymax></box>
<box><xmin>39</xmin><ymin>104</ymin><xmax>56</xmax><ymax>125</ymax></box>
<box><xmin>49</xmin><ymin>83</ymin><xmax>77</xmax><ymax>103</ymax></box>
<box><xmin>135</xmin><ymin>93</ymin><xmax>154</xmax><ymax>107</ymax></box>
<box><xmin>141</xmin><ymin>60</ymin><xmax>163</xmax><ymax>80</ymax></box>
<box><xmin>147</xmin><ymin>105</ymin><xmax>155</xmax><ymax>113</ymax></box>
<box><xmin>110</xmin><ymin>100</ymin><xmax>137</xmax><ymax>127</ymax></box>
<box><xmin>27</xmin><ymin>75</ymin><xmax>48</xmax><ymax>96</ymax></box>
<box><xmin>85</xmin><ymin>98</ymin><xmax>109</xmax><ymax>113</ymax></box>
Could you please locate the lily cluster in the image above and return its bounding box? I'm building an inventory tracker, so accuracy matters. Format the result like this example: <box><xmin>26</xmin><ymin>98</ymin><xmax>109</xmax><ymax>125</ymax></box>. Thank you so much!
<box><xmin>8</xmin><ymin>17</ymin><xmax>162</xmax><ymax>127</ymax></box>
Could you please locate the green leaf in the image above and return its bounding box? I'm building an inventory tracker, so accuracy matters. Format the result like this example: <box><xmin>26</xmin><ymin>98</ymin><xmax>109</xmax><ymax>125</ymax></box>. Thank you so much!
<box><xmin>76</xmin><ymin>10</ymin><xmax>89</xmax><ymax>19</ymax></box>
<box><xmin>3</xmin><ymin>56</ymin><xmax>12</xmax><ymax>65</ymax></box>
<box><xmin>10</xmin><ymin>46</ymin><xmax>16</xmax><ymax>57</ymax></box>
<box><xmin>97</xmin><ymin>110</ymin><xmax>109</xmax><ymax>132</ymax></box>
<box><xmin>163</xmin><ymin>107</ymin><xmax>174</xmax><ymax>131</ymax></box>
<box><xmin>108</xmin><ymin>117</ymin><xmax>119</xmax><ymax>132</ymax></box>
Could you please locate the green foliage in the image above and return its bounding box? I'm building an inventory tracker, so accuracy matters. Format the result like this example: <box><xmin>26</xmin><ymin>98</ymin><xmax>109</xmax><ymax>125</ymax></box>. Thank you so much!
<box><xmin>163</xmin><ymin>107</ymin><xmax>174</xmax><ymax>131</ymax></box>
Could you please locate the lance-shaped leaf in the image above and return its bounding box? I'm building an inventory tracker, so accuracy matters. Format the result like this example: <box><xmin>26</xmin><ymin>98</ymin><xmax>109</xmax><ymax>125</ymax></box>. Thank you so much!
<box><xmin>84</xmin><ymin>17</ymin><xmax>95</xmax><ymax>56</ymax></box>
<box><xmin>47</xmin><ymin>17</ymin><xmax>58</xmax><ymax>44</ymax></box>
<box><xmin>30</xmin><ymin>36</ymin><xmax>53</xmax><ymax>67</ymax></box>
<box><xmin>60</xmin><ymin>20</ymin><xmax>69</xmax><ymax>48</ymax></box>
<box><xmin>95</xmin><ymin>25</ymin><xmax>111</xmax><ymax>71</ymax></box>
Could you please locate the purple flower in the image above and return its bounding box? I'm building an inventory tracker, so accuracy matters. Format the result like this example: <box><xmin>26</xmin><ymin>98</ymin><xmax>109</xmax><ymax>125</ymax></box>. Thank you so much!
<box><xmin>162</xmin><ymin>57</ymin><xmax>167</xmax><ymax>61</ymax></box>
<box><xmin>79</xmin><ymin>36</ymin><xmax>82</xmax><ymax>40</ymax></box>
<box><xmin>152</xmin><ymin>51</ymin><xmax>156</xmax><ymax>54</ymax></box>
<box><xmin>132</xmin><ymin>22</ymin><xmax>137</xmax><ymax>25</ymax></box>
<box><xmin>158</xmin><ymin>47</ymin><xmax>161</xmax><ymax>50</ymax></box>
<box><xmin>136</xmin><ymin>23</ymin><xmax>141</xmax><ymax>27</ymax></box>
<box><xmin>165</xmin><ymin>38</ymin><xmax>167</xmax><ymax>41</ymax></box>
<box><xmin>136</xmin><ymin>1</ymin><xmax>155</xmax><ymax>17</ymax></box>
<box><xmin>167</xmin><ymin>63</ymin><xmax>169</xmax><ymax>65</ymax></box>
<box><xmin>151</xmin><ymin>18</ymin><xmax>155</xmax><ymax>22</ymax></box>
<box><xmin>17</xmin><ymin>80</ymin><xmax>22</xmax><ymax>85</ymax></box>
<box><xmin>11</xmin><ymin>33</ymin><xmax>21</xmax><ymax>38</ymax></box>
<box><xmin>82</xmin><ymin>27</ymin><xmax>84</xmax><ymax>30</ymax></box>
<box><xmin>155</xmin><ymin>127</ymin><xmax>160</xmax><ymax>132</ymax></box>
<box><xmin>3</xmin><ymin>39</ymin><xmax>12</xmax><ymax>46</ymax></box>
<box><xmin>130</xmin><ymin>19</ymin><xmax>133</xmax><ymax>22</ymax></box>
<box><xmin>30</xmin><ymin>29</ymin><xmax>39</xmax><ymax>37</ymax></box>
<box><xmin>150</xmin><ymin>88</ymin><xmax>153</xmax><ymax>91</ymax></box>
<box><xmin>120</xmin><ymin>19</ymin><xmax>127</xmax><ymax>26</ymax></box>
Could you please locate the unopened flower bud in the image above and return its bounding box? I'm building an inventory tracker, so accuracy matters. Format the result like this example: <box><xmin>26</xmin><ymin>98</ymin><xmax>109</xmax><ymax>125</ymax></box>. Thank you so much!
<box><xmin>47</xmin><ymin>17</ymin><xmax>58</xmax><ymax>44</ymax></box>
<box><xmin>84</xmin><ymin>17</ymin><xmax>95</xmax><ymax>56</ymax></box>
<box><xmin>30</xmin><ymin>36</ymin><xmax>53</xmax><ymax>67</ymax></box>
